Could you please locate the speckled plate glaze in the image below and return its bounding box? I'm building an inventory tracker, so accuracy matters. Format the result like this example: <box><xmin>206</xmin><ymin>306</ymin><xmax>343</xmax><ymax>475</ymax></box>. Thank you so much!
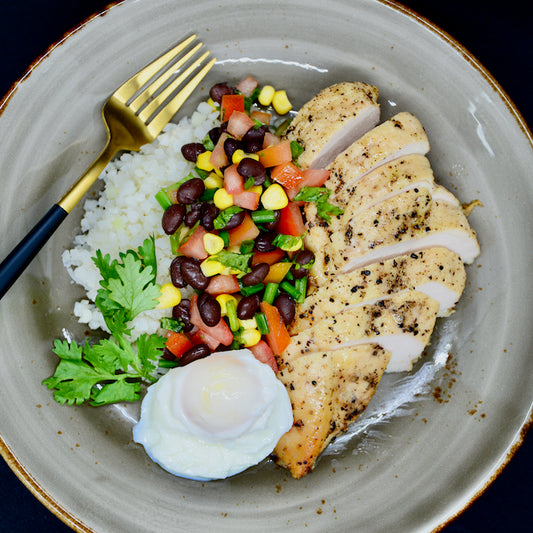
<box><xmin>0</xmin><ymin>1</ymin><xmax>531</xmax><ymax>532</ymax></box>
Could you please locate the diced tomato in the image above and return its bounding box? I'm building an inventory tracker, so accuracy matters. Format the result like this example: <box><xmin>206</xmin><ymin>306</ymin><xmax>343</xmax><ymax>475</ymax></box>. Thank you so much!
<box><xmin>257</xmin><ymin>141</ymin><xmax>292</xmax><ymax>168</ymax></box>
<box><xmin>221</xmin><ymin>94</ymin><xmax>245</xmax><ymax>121</ymax></box>
<box><xmin>190</xmin><ymin>294</ymin><xmax>234</xmax><ymax>346</ymax></box>
<box><xmin>250</xmin><ymin>110</ymin><xmax>271</xmax><ymax>125</ymax></box>
<box><xmin>271</xmin><ymin>162</ymin><xmax>303</xmax><ymax>190</ymax></box>
<box><xmin>189</xmin><ymin>329</ymin><xmax>220</xmax><ymax>351</ymax></box>
<box><xmin>165</xmin><ymin>332</ymin><xmax>193</xmax><ymax>358</ymax></box>
<box><xmin>262</xmin><ymin>131</ymin><xmax>280</xmax><ymax>149</ymax></box>
<box><xmin>251</xmin><ymin>249</ymin><xmax>285</xmax><ymax>266</ymax></box>
<box><xmin>226</xmin><ymin>111</ymin><xmax>255</xmax><ymax>140</ymax></box>
<box><xmin>209</xmin><ymin>132</ymin><xmax>228</xmax><ymax>169</ymax></box>
<box><xmin>286</xmin><ymin>168</ymin><xmax>331</xmax><ymax>200</ymax></box>
<box><xmin>277</xmin><ymin>202</ymin><xmax>305</xmax><ymax>236</ymax></box>
<box><xmin>260</xmin><ymin>301</ymin><xmax>291</xmax><ymax>355</ymax></box>
<box><xmin>224</xmin><ymin>164</ymin><xmax>244</xmax><ymax>195</ymax></box>
<box><xmin>236</xmin><ymin>75</ymin><xmax>258</xmax><ymax>97</ymax></box>
<box><xmin>228</xmin><ymin>212</ymin><xmax>260</xmax><ymax>247</ymax></box>
<box><xmin>233</xmin><ymin>189</ymin><xmax>260</xmax><ymax>210</ymax></box>
<box><xmin>248</xmin><ymin>340</ymin><xmax>278</xmax><ymax>373</ymax></box>
<box><xmin>178</xmin><ymin>225</ymin><xmax>208</xmax><ymax>260</ymax></box>
<box><xmin>205</xmin><ymin>274</ymin><xmax>240</xmax><ymax>295</ymax></box>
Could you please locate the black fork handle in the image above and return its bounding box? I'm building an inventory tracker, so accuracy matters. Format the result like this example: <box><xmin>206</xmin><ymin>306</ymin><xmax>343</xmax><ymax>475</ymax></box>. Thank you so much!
<box><xmin>0</xmin><ymin>204</ymin><xmax>68</xmax><ymax>300</ymax></box>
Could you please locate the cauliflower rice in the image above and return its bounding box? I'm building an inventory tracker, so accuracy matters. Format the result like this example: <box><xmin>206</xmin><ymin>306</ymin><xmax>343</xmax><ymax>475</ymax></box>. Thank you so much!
<box><xmin>62</xmin><ymin>101</ymin><xmax>219</xmax><ymax>338</ymax></box>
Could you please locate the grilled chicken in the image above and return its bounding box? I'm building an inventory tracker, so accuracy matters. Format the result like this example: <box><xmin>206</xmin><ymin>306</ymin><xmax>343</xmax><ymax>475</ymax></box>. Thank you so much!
<box><xmin>283</xmin><ymin>82</ymin><xmax>380</xmax><ymax>169</ymax></box>
<box><xmin>325</xmin><ymin>111</ymin><xmax>430</xmax><ymax>199</ymax></box>
<box><xmin>291</xmin><ymin>248</ymin><xmax>466</xmax><ymax>336</ymax></box>
<box><xmin>272</xmin><ymin>344</ymin><xmax>390</xmax><ymax>478</ymax></box>
<box><xmin>283</xmin><ymin>290</ymin><xmax>439</xmax><ymax>372</ymax></box>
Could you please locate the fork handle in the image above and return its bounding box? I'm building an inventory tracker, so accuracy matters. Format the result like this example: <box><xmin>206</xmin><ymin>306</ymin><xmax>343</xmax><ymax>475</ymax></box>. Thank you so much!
<box><xmin>0</xmin><ymin>204</ymin><xmax>68</xmax><ymax>299</ymax></box>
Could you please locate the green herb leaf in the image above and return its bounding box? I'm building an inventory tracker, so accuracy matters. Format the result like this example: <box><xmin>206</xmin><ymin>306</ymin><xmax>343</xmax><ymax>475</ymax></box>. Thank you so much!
<box><xmin>209</xmin><ymin>250</ymin><xmax>252</xmax><ymax>275</ymax></box>
<box><xmin>213</xmin><ymin>206</ymin><xmax>243</xmax><ymax>230</ymax></box>
<box><xmin>290</xmin><ymin>141</ymin><xmax>304</xmax><ymax>161</ymax></box>
<box><xmin>293</xmin><ymin>186</ymin><xmax>344</xmax><ymax>223</ymax></box>
<box><xmin>202</xmin><ymin>132</ymin><xmax>215</xmax><ymax>151</ymax></box>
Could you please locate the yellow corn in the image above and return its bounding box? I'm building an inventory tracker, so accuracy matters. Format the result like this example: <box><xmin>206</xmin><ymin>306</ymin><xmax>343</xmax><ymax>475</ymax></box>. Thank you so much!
<box><xmin>261</xmin><ymin>183</ymin><xmax>288</xmax><ymax>210</ymax></box>
<box><xmin>200</xmin><ymin>259</ymin><xmax>225</xmax><ymax>277</ymax></box>
<box><xmin>196</xmin><ymin>151</ymin><xmax>214</xmax><ymax>171</ymax></box>
<box><xmin>213</xmin><ymin>187</ymin><xmax>234</xmax><ymax>210</ymax></box>
<box><xmin>280</xmin><ymin>236</ymin><xmax>303</xmax><ymax>252</ymax></box>
<box><xmin>272</xmin><ymin>90</ymin><xmax>293</xmax><ymax>115</ymax></box>
<box><xmin>157</xmin><ymin>283</ymin><xmax>181</xmax><ymax>309</ymax></box>
<box><xmin>263</xmin><ymin>262</ymin><xmax>293</xmax><ymax>284</ymax></box>
<box><xmin>239</xmin><ymin>317</ymin><xmax>257</xmax><ymax>330</ymax></box>
<box><xmin>248</xmin><ymin>185</ymin><xmax>263</xmax><ymax>195</ymax></box>
<box><xmin>204</xmin><ymin>172</ymin><xmax>224</xmax><ymax>189</ymax></box>
<box><xmin>207</xmin><ymin>97</ymin><xmax>217</xmax><ymax>109</ymax></box>
<box><xmin>258</xmin><ymin>85</ymin><xmax>275</xmax><ymax>106</ymax></box>
<box><xmin>231</xmin><ymin>149</ymin><xmax>246</xmax><ymax>165</ymax></box>
<box><xmin>216</xmin><ymin>294</ymin><xmax>238</xmax><ymax>316</ymax></box>
<box><xmin>240</xmin><ymin>328</ymin><xmax>262</xmax><ymax>348</ymax></box>
<box><xmin>203</xmin><ymin>233</ymin><xmax>225</xmax><ymax>255</ymax></box>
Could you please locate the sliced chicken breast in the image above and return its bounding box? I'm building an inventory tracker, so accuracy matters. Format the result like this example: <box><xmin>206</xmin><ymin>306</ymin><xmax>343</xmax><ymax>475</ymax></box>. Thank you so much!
<box><xmin>283</xmin><ymin>290</ymin><xmax>439</xmax><ymax>372</ymax></box>
<box><xmin>283</xmin><ymin>82</ymin><xmax>380</xmax><ymax>170</ymax></box>
<box><xmin>272</xmin><ymin>344</ymin><xmax>390</xmax><ymax>478</ymax></box>
<box><xmin>291</xmin><ymin>248</ymin><xmax>466</xmax><ymax>336</ymax></box>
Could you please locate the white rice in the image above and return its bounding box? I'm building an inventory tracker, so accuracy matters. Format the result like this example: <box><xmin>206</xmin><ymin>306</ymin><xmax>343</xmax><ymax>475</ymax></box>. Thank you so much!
<box><xmin>62</xmin><ymin>101</ymin><xmax>219</xmax><ymax>339</ymax></box>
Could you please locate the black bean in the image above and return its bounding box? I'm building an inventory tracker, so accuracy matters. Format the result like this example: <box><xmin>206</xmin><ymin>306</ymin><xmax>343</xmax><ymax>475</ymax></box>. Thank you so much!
<box><xmin>180</xmin><ymin>257</ymin><xmax>209</xmax><ymax>290</ymax></box>
<box><xmin>254</xmin><ymin>231</ymin><xmax>277</xmax><ymax>253</ymax></box>
<box><xmin>170</xmin><ymin>256</ymin><xmax>187</xmax><ymax>288</ymax></box>
<box><xmin>208</xmin><ymin>126</ymin><xmax>221</xmax><ymax>146</ymax></box>
<box><xmin>180</xmin><ymin>344</ymin><xmax>211</xmax><ymax>366</ymax></box>
<box><xmin>177</xmin><ymin>178</ymin><xmax>205</xmax><ymax>204</ymax></box>
<box><xmin>274</xmin><ymin>293</ymin><xmax>296</xmax><ymax>325</ymax></box>
<box><xmin>224</xmin><ymin>137</ymin><xmax>242</xmax><ymax>160</ymax></box>
<box><xmin>263</xmin><ymin>210</ymin><xmax>281</xmax><ymax>231</ymax></box>
<box><xmin>241</xmin><ymin>125</ymin><xmax>268</xmax><ymax>153</ymax></box>
<box><xmin>200</xmin><ymin>202</ymin><xmax>219</xmax><ymax>231</ymax></box>
<box><xmin>237</xmin><ymin>294</ymin><xmax>261</xmax><ymax>320</ymax></box>
<box><xmin>209</xmin><ymin>82</ymin><xmax>236</xmax><ymax>104</ymax></box>
<box><xmin>161</xmin><ymin>203</ymin><xmax>186</xmax><ymax>235</ymax></box>
<box><xmin>197</xmin><ymin>293</ymin><xmax>221</xmax><ymax>327</ymax></box>
<box><xmin>162</xmin><ymin>347</ymin><xmax>176</xmax><ymax>361</ymax></box>
<box><xmin>291</xmin><ymin>250</ymin><xmax>315</xmax><ymax>279</ymax></box>
<box><xmin>237</xmin><ymin>158</ymin><xmax>266</xmax><ymax>185</ymax></box>
<box><xmin>223</xmin><ymin>209</ymin><xmax>245</xmax><ymax>230</ymax></box>
<box><xmin>181</xmin><ymin>142</ymin><xmax>205</xmax><ymax>162</ymax></box>
<box><xmin>184</xmin><ymin>203</ymin><xmax>203</xmax><ymax>227</ymax></box>
<box><xmin>172</xmin><ymin>299</ymin><xmax>194</xmax><ymax>332</ymax></box>
<box><xmin>241</xmin><ymin>263</ymin><xmax>269</xmax><ymax>286</ymax></box>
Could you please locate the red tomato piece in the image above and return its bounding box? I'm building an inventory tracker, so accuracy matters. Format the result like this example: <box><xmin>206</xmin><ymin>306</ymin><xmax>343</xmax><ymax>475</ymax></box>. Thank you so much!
<box><xmin>233</xmin><ymin>190</ymin><xmax>260</xmax><ymax>210</ymax></box>
<box><xmin>259</xmin><ymin>301</ymin><xmax>291</xmax><ymax>355</ymax></box>
<box><xmin>226</xmin><ymin>110</ymin><xmax>255</xmax><ymax>140</ymax></box>
<box><xmin>236</xmin><ymin>75</ymin><xmax>258</xmax><ymax>97</ymax></box>
<box><xmin>190</xmin><ymin>294</ymin><xmax>234</xmax><ymax>346</ymax></box>
<box><xmin>257</xmin><ymin>141</ymin><xmax>292</xmax><ymax>168</ymax></box>
<box><xmin>221</xmin><ymin>94</ymin><xmax>245</xmax><ymax>121</ymax></box>
<box><xmin>248</xmin><ymin>340</ymin><xmax>278</xmax><ymax>373</ymax></box>
<box><xmin>251</xmin><ymin>249</ymin><xmax>285</xmax><ymax>266</ymax></box>
<box><xmin>165</xmin><ymin>332</ymin><xmax>193</xmax><ymax>358</ymax></box>
<box><xmin>286</xmin><ymin>168</ymin><xmax>331</xmax><ymax>200</ymax></box>
<box><xmin>224</xmin><ymin>164</ymin><xmax>244</xmax><ymax>195</ymax></box>
<box><xmin>209</xmin><ymin>132</ymin><xmax>228</xmax><ymax>170</ymax></box>
<box><xmin>178</xmin><ymin>225</ymin><xmax>208</xmax><ymax>260</ymax></box>
<box><xmin>262</xmin><ymin>131</ymin><xmax>280</xmax><ymax>149</ymax></box>
<box><xmin>250</xmin><ymin>110</ymin><xmax>271</xmax><ymax>126</ymax></box>
<box><xmin>271</xmin><ymin>162</ymin><xmax>304</xmax><ymax>190</ymax></box>
<box><xmin>228</xmin><ymin>212</ymin><xmax>260</xmax><ymax>247</ymax></box>
<box><xmin>189</xmin><ymin>329</ymin><xmax>220</xmax><ymax>351</ymax></box>
<box><xmin>205</xmin><ymin>274</ymin><xmax>240</xmax><ymax>295</ymax></box>
<box><xmin>277</xmin><ymin>202</ymin><xmax>305</xmax><ymax>236</ymax></box>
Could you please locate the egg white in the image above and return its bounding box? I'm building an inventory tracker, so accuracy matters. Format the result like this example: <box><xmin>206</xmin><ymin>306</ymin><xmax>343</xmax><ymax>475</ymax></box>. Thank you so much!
<box><xmin>133</xmin><ymin>349</ymin><xmax>293</xmax><ymax>481</ymax></box>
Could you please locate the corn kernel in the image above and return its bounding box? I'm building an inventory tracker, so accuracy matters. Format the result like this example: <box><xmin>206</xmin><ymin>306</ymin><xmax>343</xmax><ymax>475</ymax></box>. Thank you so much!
<box><xmin>157</xmin><ymin>283</ymin><xmax>181</xmax><ymax>309</ymax></box>
<box><xmin>272</xmin><ymin>90</ymin><xmax>293</xmax><ymax>115</ymax></box>
<box><xmin>239</xmin><ymin>317</ymin><xmax>257</xmax><ymax>330</ymax></box>
<box><xmin>264</xmin><ymin>262</ymin><xmax>293</xmax><ymax>284</ymax></box>
<box><xmin>196</xmin><ymin>151</ymin><xmax>214</xmax><ymax>171</ymax></box>
<box><xmin>258</xmin><ymin>85</ymin><xmax>275</xmax><ymax>106</ymax></box>
<box><xmin>213</xmin><ymin>187</ymin><xmax>234</xmax><ymax>210</ymax></box>
<box><xmin>240</xmin><ymin>328</ymin><xmax>261</xmax><ymax>348</ymax></box>
<box><xmin>204</xmin><ymin>172</ymin><xmax>224</xmax><ymax>189</ymax></box>
<box><xmin>203</xmin><ymin>233</ymin><xmax>225</xmax><ymax>255</ymax></box>
<box><xmin>200</xmin><ymin>259</ymin><xmax>225</xmax><ymax>277</ymax></box>
<box><xmin>248</xmin><ymin>185</ymin><xmax>263</xmax><ymax>195</ymax></box>
<box><xmin>281</xmin><ymin>236</ymin><xmax>303</xmax><ymax>252</ymax></box>
<box><xmin>216</xmin><ymin>294</ymin><xmax>238</xmax><ymax>316</ymax></box>
<box><xmin>261</xmin><ymin>183</ymin><xmax>289</xmax><ymax>210</ymax></box>
<box><xmin>207</xmin><ymin>97</ymin><xmax>217</xmax><ymax>109</ymax></box>
<box><xmin>232</xmin><ymin>149</ymin><xmax>247</xmax><ymax>165</ymax></box>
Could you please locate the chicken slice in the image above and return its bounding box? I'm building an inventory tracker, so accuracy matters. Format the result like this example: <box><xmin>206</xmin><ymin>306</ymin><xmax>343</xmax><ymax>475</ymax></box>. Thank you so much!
<box><xmin>284</xmin><ymin>290</ymin><xmax>439</xmax><ymax>372</ymax></box>
<box><xmin>283</xmin><ymin>82</ymin><xmax>380</xmax><ymax>170</ymax></box>
<box><xmin>272</xmin><ymin>344</ymin><xmax>390</xmax><ymax>479</ymax></box>
<box><xmin>291</xmin><ymin>247</ymin><xmax>465</xmax><ymax>337</ymax></box>
<box><xmin>326</xmin><ymin>112</ymin><xmax>430</xmax><ymax>199</ymax></box>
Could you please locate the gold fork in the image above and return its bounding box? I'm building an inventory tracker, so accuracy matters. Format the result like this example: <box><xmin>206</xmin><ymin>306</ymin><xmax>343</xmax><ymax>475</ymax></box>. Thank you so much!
<box><xmin>0</xmin><ymin>35</ymin><xmax>215</xmax><ymax>299</ymax></box>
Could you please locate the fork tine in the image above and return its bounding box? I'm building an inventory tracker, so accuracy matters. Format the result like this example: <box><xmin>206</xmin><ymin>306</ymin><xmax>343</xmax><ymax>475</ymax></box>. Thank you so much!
<box><xmin>114</xmin><ymin>34</ymin><xmax>197</xmax><ymax>102</ymax></box>
<box><xmin>146</xmin><ymin>56</ymin><xmax>216</xmax><ymax>138</ymax></box>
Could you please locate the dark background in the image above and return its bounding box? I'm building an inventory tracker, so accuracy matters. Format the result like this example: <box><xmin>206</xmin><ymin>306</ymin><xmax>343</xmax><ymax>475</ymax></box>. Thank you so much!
<box><xmin>0</xmin><ymin>1</ymin><xmax>531</xmax><ymax>532</ymax></box>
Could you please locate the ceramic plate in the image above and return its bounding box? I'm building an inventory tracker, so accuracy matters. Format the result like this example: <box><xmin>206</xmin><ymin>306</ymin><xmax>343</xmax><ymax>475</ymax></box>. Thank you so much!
<box><xmin>0</xmin><ymin>1</ymin><xmax>531</xmax><ymax>532</ymax></box>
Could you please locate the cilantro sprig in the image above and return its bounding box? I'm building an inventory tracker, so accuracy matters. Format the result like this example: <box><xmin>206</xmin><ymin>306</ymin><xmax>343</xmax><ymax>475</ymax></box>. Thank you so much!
<box><xmin>293</xmin><ymin>186</ymin><xmax>344</xmax><ymax>223</ymax></box>
<box><xmin>43</xmin><ymin>237</ymin><xmax>166</xmax><ymax>406</ymax></box>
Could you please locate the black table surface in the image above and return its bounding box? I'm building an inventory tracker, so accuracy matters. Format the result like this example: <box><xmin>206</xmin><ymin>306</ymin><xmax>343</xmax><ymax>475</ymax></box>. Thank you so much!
<box><xmin>0</xmin><ymin>1</ymin><xmax>531</xmax><ymax>532</ymax></box>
